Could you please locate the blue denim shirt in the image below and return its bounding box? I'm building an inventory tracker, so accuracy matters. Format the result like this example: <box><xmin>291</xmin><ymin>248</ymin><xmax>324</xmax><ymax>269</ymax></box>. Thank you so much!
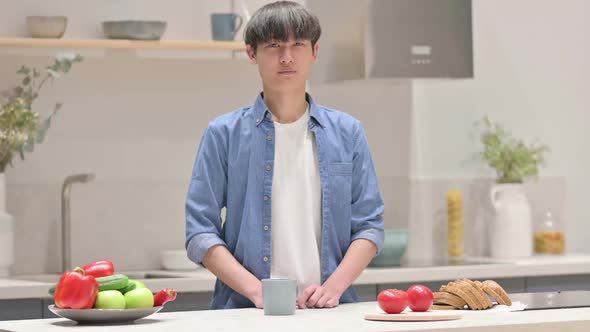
<box><xmin>185</xmin><ymin>93</ymin><xmax>384</xmax><ymax>309</ymax></box>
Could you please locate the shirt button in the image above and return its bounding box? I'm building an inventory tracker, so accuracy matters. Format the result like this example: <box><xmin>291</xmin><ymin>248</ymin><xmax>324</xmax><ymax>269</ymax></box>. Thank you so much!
<box><xmin>263</xmin><ymin>225</ymin><xmax>269</xmax><ymax>231</ymax></box>
<box><xmin>264</xmin><ymin>195</ymin><xmax>270</xmax><ymax>201</ymax></box>
<box><xmin>256</xmin><ymin>118</ymin><xmax>260</xmax><ymax>124</ymax></box>
<box><xmin>263</xmin><ymin>256</ymin><xmax>269</xmax><ymax>262</ymax></box>
<box><xmin>266</xmin><ymin>135</ymin><xmax>272</xmax><ymax>141</ymax></box>
<box><xmin>265</xmin><ymin>165</ymin><xmax>272</xmax><ymax>171</ymax></box>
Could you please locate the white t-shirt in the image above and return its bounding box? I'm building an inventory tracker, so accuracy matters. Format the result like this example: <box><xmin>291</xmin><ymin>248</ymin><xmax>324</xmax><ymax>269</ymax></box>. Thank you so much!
<box><xmin>270</xmin><ymin>105</ymin><xmax>322</xmax><ymax>293</ymax></box>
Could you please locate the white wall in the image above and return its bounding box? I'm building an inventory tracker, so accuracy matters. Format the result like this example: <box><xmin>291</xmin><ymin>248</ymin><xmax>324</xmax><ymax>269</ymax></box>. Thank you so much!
<box><xmin>411</xmin><ymin>0</ymin><xmax>589</xmax><ymax>253</ymax></box>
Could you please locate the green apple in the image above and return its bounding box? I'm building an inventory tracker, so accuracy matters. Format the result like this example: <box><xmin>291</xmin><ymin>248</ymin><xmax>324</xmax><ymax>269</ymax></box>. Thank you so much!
<box><xmin>94</xmin><ymin>290</ymin><xmax>125</xmax><ymax>309</ymax></box>
<box><xmin>125</xmin><ymin>288</ymin><xmax>154</xmax><ymax>309</ymax></box>
<box><xmin>130</xmin><ymin>280</ymin><xmax>146</xmax><ymax>289</ymax></box>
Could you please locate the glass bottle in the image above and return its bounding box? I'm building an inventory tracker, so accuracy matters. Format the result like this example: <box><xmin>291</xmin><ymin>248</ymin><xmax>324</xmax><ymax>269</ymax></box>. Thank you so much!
<box><xmin>534</xmin><ymin>211</ymin><xmax>565</xmax><ymax>255</ymax></box>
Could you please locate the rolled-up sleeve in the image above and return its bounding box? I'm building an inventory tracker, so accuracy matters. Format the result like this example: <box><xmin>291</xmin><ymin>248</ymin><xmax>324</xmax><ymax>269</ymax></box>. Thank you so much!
<box><xmin>350</xmin><ymin>122</ymin><xmax>385</xmax><ymax>254</ymax></box>
<box><xmin>185</xmin><ymin>124</ymin><xmax>228</xmax><ymax>265</ymax></box>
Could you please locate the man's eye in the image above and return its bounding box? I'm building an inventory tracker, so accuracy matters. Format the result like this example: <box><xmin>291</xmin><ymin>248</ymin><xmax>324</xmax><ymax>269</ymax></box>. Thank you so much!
<box><xmin>268</xmin><ymin>43</ymin><xmax>279</xmax><ymax>48</ymax></box>
<box><xmin>295</xmin><ymin>42</ymin><xmax>305</xmax><ymax>46</ymax></box>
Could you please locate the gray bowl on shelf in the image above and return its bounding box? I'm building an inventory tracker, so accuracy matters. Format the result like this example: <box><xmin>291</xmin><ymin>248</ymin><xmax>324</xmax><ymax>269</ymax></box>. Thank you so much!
<box><xmin>26</xmin><ymin>16</ymin><xmax>67</xmax><ymax>38</ymax></box>
<box><xmin>102</xmin><ymin>20</ymin><xmax>167</xmax><ymax>40</ymax></box>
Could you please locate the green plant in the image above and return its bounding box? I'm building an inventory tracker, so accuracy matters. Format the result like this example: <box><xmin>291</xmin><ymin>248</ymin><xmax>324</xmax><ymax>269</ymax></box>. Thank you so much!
<box><xmin>477</xmin><ymin>116</ymin><xmax>549</xmax><ymax>184</ymax></box>
<box><xmin>0</xmin><ymin>53</ymin><xmax>82</xmax><ymax>172</ymax></box>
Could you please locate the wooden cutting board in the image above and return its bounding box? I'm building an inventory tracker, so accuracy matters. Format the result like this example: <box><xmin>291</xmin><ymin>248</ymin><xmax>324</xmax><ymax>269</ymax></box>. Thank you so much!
<box><xmin>365</xmin><ymin>311</ymin><xmax>462</xmax><ymax>322</ymax></box>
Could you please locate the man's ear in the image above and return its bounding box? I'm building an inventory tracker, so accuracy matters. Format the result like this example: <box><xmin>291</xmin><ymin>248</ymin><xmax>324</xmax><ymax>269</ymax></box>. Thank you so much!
<box><xmin>312</xmin><ymin>43</ymin><xmax>319</xmax><ymax>63</ymax></box>
<box><xmin>246</xmin><ymin>45</ymin><xmax>257</xmax><ymax>64</ymax></box>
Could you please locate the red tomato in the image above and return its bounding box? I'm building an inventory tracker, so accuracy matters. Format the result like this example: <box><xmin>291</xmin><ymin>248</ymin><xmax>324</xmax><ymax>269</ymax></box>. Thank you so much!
<box><xmin>377</xmin><ymin>289</ymin><xmax>408</xmax><ymax>314</ymax></box>
<box><xmin>407</xmin><ymin>284</ymin><xmax>434</xmax><ymax>312</ymax></box>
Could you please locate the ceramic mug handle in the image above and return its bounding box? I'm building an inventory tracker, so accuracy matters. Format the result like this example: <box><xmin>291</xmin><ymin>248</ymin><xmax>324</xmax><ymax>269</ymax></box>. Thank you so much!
<box><xmin>233</xmin><ymin>14</ymin><xmax>244</xmax><ymax>37</ymax></box>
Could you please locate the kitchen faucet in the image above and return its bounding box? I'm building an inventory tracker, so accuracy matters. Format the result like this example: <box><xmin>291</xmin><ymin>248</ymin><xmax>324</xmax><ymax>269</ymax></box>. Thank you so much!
<box><xmin>61</xmin><ymin>173</ymin><xmax>94</xmax><ymax>272</ymax></box>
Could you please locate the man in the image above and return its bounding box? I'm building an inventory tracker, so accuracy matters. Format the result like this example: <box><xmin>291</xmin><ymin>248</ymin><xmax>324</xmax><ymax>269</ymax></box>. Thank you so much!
<box><xmin>185</xmin><ymin>1</ymin><xmax>384</xmax><ymax>310</ymax></box>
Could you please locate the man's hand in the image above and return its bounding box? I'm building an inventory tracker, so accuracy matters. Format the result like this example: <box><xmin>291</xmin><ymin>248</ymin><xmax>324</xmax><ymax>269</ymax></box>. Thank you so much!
<box><xmin>296</xmin><ymin>239</ymin><xmax>378</xmax><ymax>309</ymax></box>
<box><xmin>297</xmin><ymin>284</ymin><xmax>341</xmax><ymax>309</ymax></box>
<box><xmin>248</xmin><ymin>285</ymin><xmax>264</xmax><ymax>309</ymax></box>
<box><xmin>202</xmin><ymin>245</ymin><xmax>265</xmax><ymax>309</ymax></box>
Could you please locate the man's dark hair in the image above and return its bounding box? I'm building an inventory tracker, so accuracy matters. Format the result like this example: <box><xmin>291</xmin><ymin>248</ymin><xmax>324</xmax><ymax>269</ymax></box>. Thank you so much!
<box><xmin>244</xmin><ymin>1</ymin><xmax>321</xmax><ymax>54</ymax></box>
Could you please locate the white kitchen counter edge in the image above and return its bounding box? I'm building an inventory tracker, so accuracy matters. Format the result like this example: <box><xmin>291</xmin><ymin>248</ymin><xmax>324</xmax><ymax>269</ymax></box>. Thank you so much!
<box><xmin>1</xmin><ymin>302</ymin><xmax>590</xmax><ymax>332</ymax></box>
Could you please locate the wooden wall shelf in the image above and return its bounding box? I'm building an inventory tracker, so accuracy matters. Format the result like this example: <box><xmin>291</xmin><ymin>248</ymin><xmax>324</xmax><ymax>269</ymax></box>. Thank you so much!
<box><xmin>0</xmin><ymin>38</ymin><xmax>246</xmax><ymax>51</ymax></box>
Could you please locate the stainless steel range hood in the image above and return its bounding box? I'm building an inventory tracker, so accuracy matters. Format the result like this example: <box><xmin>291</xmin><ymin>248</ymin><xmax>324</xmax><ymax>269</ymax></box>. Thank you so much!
<box><xmin>307</xmin><ymin>0</ymin><xmax>473</xmax><ymax>82</ymax></box>
<box><xmin>365</xmin><ymin>0</ymin><xmax>473</xmax><ymax>78</ymax></box>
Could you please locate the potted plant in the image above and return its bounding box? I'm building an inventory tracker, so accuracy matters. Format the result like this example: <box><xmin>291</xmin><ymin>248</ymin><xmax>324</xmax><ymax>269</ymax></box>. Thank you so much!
<box><xmin>477</xmin><ymin>117</ymin><xmax>549</xmax><ymax>259</ymax></box>
<box><xmin>0</xmin><ymin>53</ymin><xmax>82</xmax><ymax>277</ymax></box>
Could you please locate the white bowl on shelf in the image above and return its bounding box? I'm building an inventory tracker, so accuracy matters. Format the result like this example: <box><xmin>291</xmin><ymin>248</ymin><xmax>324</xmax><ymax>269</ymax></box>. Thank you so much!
<box><xmin>26</xmin><ymin>16</ymin><xmax>67</xmax><ymax>38</ymax></box>
<box><xmin>160</xmin><ymin>250</ymin><xmax>199</xmax><ymax>271</ymax></box>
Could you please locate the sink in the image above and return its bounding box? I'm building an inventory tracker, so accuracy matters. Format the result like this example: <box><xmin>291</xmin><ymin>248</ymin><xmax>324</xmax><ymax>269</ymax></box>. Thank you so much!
<box><xmin>12</xmin><ymin>272</ymin><xmax>185</xmax><ymax>283</ymax></box>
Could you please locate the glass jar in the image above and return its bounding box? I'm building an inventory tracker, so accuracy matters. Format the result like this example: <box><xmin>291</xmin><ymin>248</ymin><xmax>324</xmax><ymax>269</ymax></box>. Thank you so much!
<box><xmin>534</xmin><ymin>211</ymin><xmax>565</xmax><ymax>255</ymax></box>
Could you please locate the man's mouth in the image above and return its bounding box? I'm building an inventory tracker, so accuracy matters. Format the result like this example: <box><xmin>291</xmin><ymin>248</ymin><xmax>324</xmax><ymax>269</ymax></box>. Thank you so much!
<box><xmin>278</xmin><ymin>70</ymin><xmax>297</xmax><ymax>75</ymax></box>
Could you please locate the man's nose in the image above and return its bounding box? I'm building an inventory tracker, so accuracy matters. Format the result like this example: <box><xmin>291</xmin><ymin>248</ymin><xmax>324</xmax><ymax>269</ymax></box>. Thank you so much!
<box><xmin>279</xmin><ymin>48</ymin><xmax>294</xmax><ymax>64</ymax></box>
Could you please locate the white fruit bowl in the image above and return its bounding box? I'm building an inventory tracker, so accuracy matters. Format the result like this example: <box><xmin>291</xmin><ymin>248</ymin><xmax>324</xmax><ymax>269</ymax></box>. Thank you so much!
<box><xmin>160</xmin><ymin>250</ymin><xmax>199</xmax><ymax>271</ymax></box>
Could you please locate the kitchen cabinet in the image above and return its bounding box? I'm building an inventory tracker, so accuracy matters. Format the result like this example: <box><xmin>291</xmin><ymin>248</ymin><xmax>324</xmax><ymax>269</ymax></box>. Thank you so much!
<box><xmin>41</xmin><ymin>299</ymin><xmax>59</xmax><ymax>319</ymax></box>
<box><xmin>0</xmin><ymin>299</ymin><xmax>42</xmax><ymax>321</ymax></box>
<box><xmin>374</xmin><ymin>275</ymin><xmax>590</xmax><ymax>295</ymax></box>
<box><xmin>353</xmin><ymin>285</ymin><xmax>378</xmax><ymax>302</ymax></box>
<box><xmin>376</xmin><ymin>277</ymin><xmax>527</xmax><ymax>294</ymax></box>
<box><xmin>526</xmin><ymin>275</ymin><xmax>590</xmax><ymax>293</ymax></box>
<box><xmin>159</xmin><ymin>292</ymin><xmax>213</xmax><ymax>313</ymax></box>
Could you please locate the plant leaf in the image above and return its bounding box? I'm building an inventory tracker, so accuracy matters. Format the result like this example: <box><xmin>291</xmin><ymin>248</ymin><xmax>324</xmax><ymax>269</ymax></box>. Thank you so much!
<box><xmin>476</xmin><ymin>116</ymin><xmax>548</xmax><ymax>183</ymax></box>
<box><xmin>61</xmin><ymin>61</ymin><xmax>72</xmax><ymax>73</ymax></box>
<box><xmin>22</xmin><ymin>138</ymin><xmax>35</xmax><ymax>153</ymax></box>
<box><xmin>47</xmin><ymin>68</ymin><xmax>61</xmax><ymax>78</ymax></box>
<box><xmin>36</xmin><ymin>120</ymin><xmax>50</xmax><ymax>143</ymax></box>
<box><xmin>53</xmin><ymin>102</ymin><xmax>62</xmax><ymax>114</ymax></box>
<box><xmin>16</xmin><ymin>66</ymin><xmax>30</xmax><ymax>75</ymax></box>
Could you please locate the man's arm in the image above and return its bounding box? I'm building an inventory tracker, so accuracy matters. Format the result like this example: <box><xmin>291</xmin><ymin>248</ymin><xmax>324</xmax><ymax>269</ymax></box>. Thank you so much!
<box><xmin>185</xmin><ymin>125</ymin><xmax>263</xmax><ymax>308</ymax></box>
<box><xmin>202</xmin><ymin>245</ymin><xmax>263</xmax><ymax>308</ymax></box>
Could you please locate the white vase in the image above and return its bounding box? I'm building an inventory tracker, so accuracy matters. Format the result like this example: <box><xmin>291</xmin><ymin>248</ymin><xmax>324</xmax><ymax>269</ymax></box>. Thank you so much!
<box><xmin>0</xmin><ymin>173</ymin><xmax>15</xmax><ymax>277</ymax></box>
<box><xmin>489</xmin><ymin>183</ymin><xmax>533</xmax><ymax>259</ymax></box>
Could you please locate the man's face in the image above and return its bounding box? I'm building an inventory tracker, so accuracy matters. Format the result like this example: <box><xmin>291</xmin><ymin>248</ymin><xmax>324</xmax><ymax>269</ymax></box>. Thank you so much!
<box><xmin>247</xmin><ymin>37</ymin><xmax>319</xmax><ymax>92</ymax></box>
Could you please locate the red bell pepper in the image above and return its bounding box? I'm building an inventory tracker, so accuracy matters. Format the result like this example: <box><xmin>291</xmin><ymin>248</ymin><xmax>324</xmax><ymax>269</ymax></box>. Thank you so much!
<box><xmin>54</xmin><ymin>267</ymin><xmax>99</xmax><ymax>309</ymax></box>
<box><xmin>82</xmin><ymin>259</ymin><xmax>114</xmax><ymax>278</ymax></box>
<box><xmin>153</xmin><ymin>288</ymin><xmax>177</xmax><ymax>306</ymax></box>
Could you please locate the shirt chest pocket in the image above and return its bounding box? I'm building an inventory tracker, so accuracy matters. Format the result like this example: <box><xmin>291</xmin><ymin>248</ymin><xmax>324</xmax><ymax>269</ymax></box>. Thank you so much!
<box><xmin>328</xmin><ymin>162</ymin><xmax>353</xmax><ymax>209</ymax></box>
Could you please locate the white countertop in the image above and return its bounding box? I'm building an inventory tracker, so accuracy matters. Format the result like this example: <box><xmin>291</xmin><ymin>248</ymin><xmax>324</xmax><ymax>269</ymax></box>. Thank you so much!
<box><xmin>1</xmin><ymin>302</ymin><xmax>590</xmax><ymax>332</ymax></box>
<box><xmin>2</xmin><ymin>254</ymin><xmax>590</xmax><ymax>300</ymax></box>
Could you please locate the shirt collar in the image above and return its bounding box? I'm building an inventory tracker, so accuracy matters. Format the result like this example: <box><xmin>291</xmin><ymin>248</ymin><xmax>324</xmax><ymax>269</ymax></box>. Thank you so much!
<box><xmin>252</xmin><ymin>92</ymin><xmax>325</xmax><ymax>128</ymax></box>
